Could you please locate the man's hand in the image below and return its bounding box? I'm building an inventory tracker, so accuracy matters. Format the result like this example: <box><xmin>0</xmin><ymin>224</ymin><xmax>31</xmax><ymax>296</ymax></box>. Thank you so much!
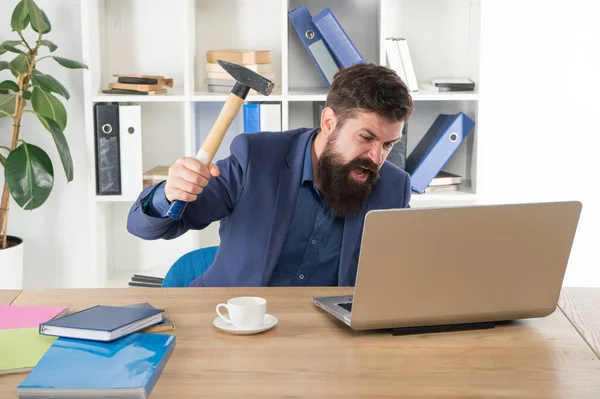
<box><xmin>164</xmin><ymin>157</ymin><xmax>220</xmax><ymax>203</ymax></box>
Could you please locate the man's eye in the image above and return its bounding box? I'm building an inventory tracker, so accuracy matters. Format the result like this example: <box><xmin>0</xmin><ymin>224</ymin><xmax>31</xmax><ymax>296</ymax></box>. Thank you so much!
<box><xmin>384</xmin><ymin>142</ymin><xmax>394</xmax><ymax>150</ymax></box>
<box><xmin>361</xmin><ymin>135</ymin><xmax>372</xmax><ymax>142</ymax></box>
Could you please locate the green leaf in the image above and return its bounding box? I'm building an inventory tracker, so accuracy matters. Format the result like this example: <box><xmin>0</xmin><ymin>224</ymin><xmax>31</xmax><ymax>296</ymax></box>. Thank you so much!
<box><xmin>2</xmin><ymin>40</ymin><xmax>23</xmax><ymax>47</ymax></box>
<box><xmin>0</xmin><ymin>80</ymin><xmax>20</xmax><ymax>92</ymax></box>
<box><xmin>51</xmin><ymin>56</ymin><xmax>87</xmax><ymax>69</ymax></box>
<box><xmin>0</xmin><ymin>93</ymin><xmax>16</xmax><ymax>117</ymax></box>
<box><xmin>37</xmin><ymin>115</ymin><xmax>72</xmax><ymax>181</ymax></box>
<box><xmin>5</xmin><ymin>141</ymin><xmax>54</xmax><ymax>210</ymax></box>
<box><xmin>22</xmin><ymin>90</ymin><xmax>31</xmax><ymax>100</ymax></box>
<box><xmin>11</xmin><ymin>1</ymin><xmax>29</xmax><ymax>32</ymax></box>
<box><xmin>39</xmin><ymin>39</ymin><xmax>57</xmax><ymax>52</ymax></box>
<box><xmin>1</xmin><ymin>44</ymin><xmax>26</xmax><ymax>55</ymax></box>
<box><xmin>0</xmin><ymin>61</ymin><xmax>11</xmax><ymax>72</ymax></box>
<box><xmin>0</xmin><ymin>47</ymin><xmax>5</xmax><ymax>56</ymax></box>
<box><xmin>31</xmin><ymin>73</ymin><xmax>69</xmax><ymax>100</ymax></box>
<box><xmin>10</xmin><ymin>54</ymin><xmax>30</xmax><ymax>76</ymax></box>
<box><xmin>24</xmin><ymin>0</ymin><xmax>49</xmax><ymax>34</ymax></box>
<box><xmin>31</xmin><ymin>87</ymin><xmax>66</xmax><ymax>130</ymax></box>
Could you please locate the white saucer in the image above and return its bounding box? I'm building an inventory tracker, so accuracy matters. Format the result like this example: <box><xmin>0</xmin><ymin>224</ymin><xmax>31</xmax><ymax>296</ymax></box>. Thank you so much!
<box><xmin>213</xmin><ymin>314</ymin><xmax>278</xmax><ymax>335</ymax></box>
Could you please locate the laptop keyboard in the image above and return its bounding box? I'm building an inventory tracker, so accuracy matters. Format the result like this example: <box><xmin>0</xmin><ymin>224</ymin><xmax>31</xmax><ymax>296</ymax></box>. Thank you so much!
<box><xmin>337</xmin><ymin>302</ymin><xmax>353</xmax><ymax>312</ymax></box>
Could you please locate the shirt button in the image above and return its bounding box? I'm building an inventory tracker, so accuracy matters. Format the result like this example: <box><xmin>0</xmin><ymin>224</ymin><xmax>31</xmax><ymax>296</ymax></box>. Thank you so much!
<box><xmin>299</xmin><ymin>274</ymin><xmax>305</xmax><ymax>280</ymax></box>
<box><xmin>311</xmin><ymin>239</ymin><xmax>317</xmax><ymax>245</ymax></box>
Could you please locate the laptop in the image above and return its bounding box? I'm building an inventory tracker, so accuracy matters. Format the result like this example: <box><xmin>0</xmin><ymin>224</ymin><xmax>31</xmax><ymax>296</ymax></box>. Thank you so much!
<box><xmin>313</xmin><ymin>201</ymin><xmax>582</xmax><ymax>333</ymax></box>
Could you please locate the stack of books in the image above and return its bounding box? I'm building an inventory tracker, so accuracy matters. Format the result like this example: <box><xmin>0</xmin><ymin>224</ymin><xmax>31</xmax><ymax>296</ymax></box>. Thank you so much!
<box><xmin>142</xmin><ymin>165</ymin><xmax>169</xmax><ymax>188</ymax></box>
<box><xmin>424</xmin><ymin>171</ymin><xmax>463</xmax><ymax>193</ymax></box>
<box><xmin>385</xmin><ymin>37</ymin><xmax>419</xmax><ymax>91</ymax></box>
<box><xmin>1</xmin><ymin>303</ymin><xmax>176</xmax><ymax>398</ymax></box>
<box><xmin>102</xmin><ymin>74</ymin><xmax>174</xmax><ymax>95</ymax></box>
<box><xmin>204</xmin><ymin>49</ymin><xmax>275</xmax><ymax>93</ymax></box>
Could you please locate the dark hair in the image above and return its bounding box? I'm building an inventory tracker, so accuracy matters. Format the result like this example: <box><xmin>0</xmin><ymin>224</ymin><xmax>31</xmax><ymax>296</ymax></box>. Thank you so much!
<box><xmin>325</xmin><ymin>62</ymin><xmax>413</xmax><ymax>127</ymax></box>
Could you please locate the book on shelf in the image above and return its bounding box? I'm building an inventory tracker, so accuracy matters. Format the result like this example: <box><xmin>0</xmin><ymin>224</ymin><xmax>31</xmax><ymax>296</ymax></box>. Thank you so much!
<box><xmin>206</xmin><ymin>49</ymin><xmax>271</xmax><ymax>65</ymax></box>
<box><xmin>421</xmin><ymin>78</ymin><xmax>475</xmax><ymax>92</ymax></box>
<box><xmin>385</xmin><ymin>37</ymin><xmax>419</xmax><ymax>91</ymax></box>
<box><xmin>143</xmin><ymin>165</ymin><xmax>169</xmax><ymax>188</ymax></box>
<box><xmin>206</xmin><ymin>62</ymin><xmax>272</xmax><ymax>74</ymax></box>
<box><xmin>243</xmin><ymin>103</ymin><xmax>282</xmax><ymax>133</ymax></box>
<box><xmin>102</xmin><ymin>74</ymin><xmax>173</xmax><ymax>95</ymax></box>
<box><xmin>204</xmin><ymin>50</ymin><xmax>273</xmax><ymax>93</ymax></box>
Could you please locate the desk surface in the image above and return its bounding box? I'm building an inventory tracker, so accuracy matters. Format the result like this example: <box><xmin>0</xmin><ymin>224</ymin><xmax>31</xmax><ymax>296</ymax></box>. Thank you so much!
<box><xmin>0</xmin><ymin>290</ymin><xmax>21</xmax><ymax>305</ymax></box>
<box><xmin>2</xmin><ymin>287</ymin><xmax>600</xmax><ymax>398</ymax></box>
<box><xmin>559</xmin><ymin>287</ymin><xmax>600</xmax><ymax>360</ymax></box>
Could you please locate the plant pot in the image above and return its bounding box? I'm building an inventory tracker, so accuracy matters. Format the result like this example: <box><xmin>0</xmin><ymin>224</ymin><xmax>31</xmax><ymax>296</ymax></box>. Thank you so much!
<box><xmin>0</xmin><ymin>235</ymin><xmax>24</xmax><ymax>289</ymax></box>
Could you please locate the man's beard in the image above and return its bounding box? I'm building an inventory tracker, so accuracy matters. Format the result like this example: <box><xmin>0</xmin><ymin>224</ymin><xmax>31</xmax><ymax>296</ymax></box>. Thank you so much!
<box><xmin>316</xmin><ymin>134</ymin><xmax>381</xmax><ymax>218</ymax></box>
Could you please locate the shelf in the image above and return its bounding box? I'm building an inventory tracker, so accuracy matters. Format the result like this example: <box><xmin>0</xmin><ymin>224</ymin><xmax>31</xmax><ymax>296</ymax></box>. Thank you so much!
<box><xmin>410</xmin><ymin>88</ymin><xmax>479</xmax><ymax>101</ymax></box>
<box><xmin>410</xmin><ymin>190</ymin><xmax>477</xmax><ymax>203</ymax></box>
<box><xmin>288</xmin><ymin>88</ymin><xmax>328</xmax><ymax>102</ymax></box>
<box><xmin>192</xmin><ymin>87</ymin><xmax>283</xmax><ymax>102</ymax></box>
<box><xmin>92</xmin><ymin>93</ymin><xmax>187</xmax><ymax>103</ymax></box>
<box><xmin>95</xmin><ymin>195</ymin><xmax>138</xmax><ymax>202</ymax></box>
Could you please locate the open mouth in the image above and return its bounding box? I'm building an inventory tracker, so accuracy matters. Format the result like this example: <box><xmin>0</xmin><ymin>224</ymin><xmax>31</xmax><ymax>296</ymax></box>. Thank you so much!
<box><xmin>351</xmin><ymin>166</ymin><xmax>370</xmax><ymax>182</ymax></box>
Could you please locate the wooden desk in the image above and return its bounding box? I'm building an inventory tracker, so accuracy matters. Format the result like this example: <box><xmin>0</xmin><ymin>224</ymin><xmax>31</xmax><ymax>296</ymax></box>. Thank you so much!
<box><xmin>559</xmin><ymin>287</ymin><xmax>600</xmax><ymax>360</ymax></box>
<box><xmin>0</xmin><ymin>290</ymin><xmax>21</xmax><ymax>305</ymax></box>
<box><xmin>2</xmin><ymin>287</ymin><xmax>600</xmax><ymax>398</ymax></box>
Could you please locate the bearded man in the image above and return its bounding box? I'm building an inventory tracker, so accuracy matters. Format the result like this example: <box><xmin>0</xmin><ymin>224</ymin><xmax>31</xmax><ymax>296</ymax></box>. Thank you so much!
<box><xmin>127</xmin><ymin>62</ymin><xmax>413</xmax><ymax>287</ymax></box>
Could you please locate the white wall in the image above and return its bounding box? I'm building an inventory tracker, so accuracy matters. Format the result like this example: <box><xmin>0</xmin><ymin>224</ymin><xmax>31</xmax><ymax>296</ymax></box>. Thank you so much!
<box><xmin>1</xmin><ymin>0</ymin><xmax>598</xmax><ymax>288</ymax></box>
<box><xmin>478</xmin><ymin>0</ymin><xmax>600</xmax><ymax>286</ymax></box>
<box><xmin>0</xmin><ymin>0</ymin><xmax>92</xmax><ymax>288</ymax></box>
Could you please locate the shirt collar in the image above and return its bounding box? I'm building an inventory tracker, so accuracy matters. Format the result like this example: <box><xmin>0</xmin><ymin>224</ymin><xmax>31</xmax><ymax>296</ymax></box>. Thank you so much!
<box><xmin>301</xmin><ymin>129</ymin><xmax>318</xmax><ymax>185</ymax></box>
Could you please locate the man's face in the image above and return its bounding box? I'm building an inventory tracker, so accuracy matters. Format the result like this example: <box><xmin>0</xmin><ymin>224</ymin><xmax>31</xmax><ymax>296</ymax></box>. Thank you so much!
<box><xmin>317</xmin><ymin>110</ymin><xmax>404</xmax><ymax>217</ymax></box>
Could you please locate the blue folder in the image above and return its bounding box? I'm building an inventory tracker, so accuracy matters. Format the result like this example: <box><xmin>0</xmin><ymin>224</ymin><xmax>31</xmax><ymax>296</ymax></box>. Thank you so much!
<box><xmin>405</xmin><ymin>112</ymin><xmax>475</xmax><ymax>193</ymax></box>
<box><xmin>289</xmin><ymin>5</ymin><xmax>340</xmax><ymax>86</ymax></box>
<box><xmin>312</xmin><ymin>8</ymin><xmax>364</xmax><ymax>68</ymax></box>
<box><xmin>17</xmin><ymin>333</ymin><xmax>176</xmax><ymax>399</ymax></box>
<box><xmin>243</xmin><ymin>103</ymin><xmax>260</xmax><ymax>133</ymax></box>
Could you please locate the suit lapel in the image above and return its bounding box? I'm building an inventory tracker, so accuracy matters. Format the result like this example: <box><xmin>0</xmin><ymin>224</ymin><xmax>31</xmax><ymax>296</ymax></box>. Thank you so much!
<box><xmin>261</xmin><ymin>129</ymin><xmax>315</xmax><ymax>285</ymax></box>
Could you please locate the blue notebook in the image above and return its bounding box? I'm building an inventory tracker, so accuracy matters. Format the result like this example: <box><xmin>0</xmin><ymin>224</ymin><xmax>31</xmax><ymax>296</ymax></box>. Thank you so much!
<box><xmin>39</xmin><ymin>305</ymin><xmax>164</xmax><ymax>342</ymax></box>
<box><xmin>17</xmin><ymin>333</ymin><xmax>175</xmax><ymax>399</ymax></box>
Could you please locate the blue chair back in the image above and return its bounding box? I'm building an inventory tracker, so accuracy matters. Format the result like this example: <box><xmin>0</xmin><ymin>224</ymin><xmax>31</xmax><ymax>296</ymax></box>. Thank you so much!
<box><xmin>162</xmin><ymin>246</ymin><xmax>218</xmax><ymax>287</ymax></box>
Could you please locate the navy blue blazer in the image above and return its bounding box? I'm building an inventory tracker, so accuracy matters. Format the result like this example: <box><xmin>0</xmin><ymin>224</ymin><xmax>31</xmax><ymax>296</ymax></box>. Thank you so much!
<box><xmin>127</xmin><ymin>128</ymin><xmax>411</xmax><ymax>287</ymax></box>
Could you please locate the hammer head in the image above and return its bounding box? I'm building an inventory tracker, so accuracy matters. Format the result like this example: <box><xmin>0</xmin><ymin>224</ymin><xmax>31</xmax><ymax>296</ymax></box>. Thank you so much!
<box><xmin>217</xmin><ymin>59</ymin><xmax>275</xmax><ymax>98</ymax></box>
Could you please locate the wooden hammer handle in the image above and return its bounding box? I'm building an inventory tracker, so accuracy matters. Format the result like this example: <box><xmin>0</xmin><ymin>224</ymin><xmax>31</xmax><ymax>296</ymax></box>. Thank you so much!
<box><xmin>197</xmin><ymin>94</ymin><xmax>244</xmax><ymax>163</ymax></box>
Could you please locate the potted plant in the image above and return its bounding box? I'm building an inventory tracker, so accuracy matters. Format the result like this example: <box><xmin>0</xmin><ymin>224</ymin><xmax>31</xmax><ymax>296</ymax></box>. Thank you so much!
<box><xmin>0</xmin><ymin>0</ymin><xmax>87</xmax><ymax>288</ymax></box>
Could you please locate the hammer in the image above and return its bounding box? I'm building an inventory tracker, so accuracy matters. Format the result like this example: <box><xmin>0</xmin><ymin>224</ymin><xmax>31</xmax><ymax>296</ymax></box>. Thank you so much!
<box><xmin>166</xmin><ymin>60</ymin><xmax>275</xmax><ymax>220</ymax></box>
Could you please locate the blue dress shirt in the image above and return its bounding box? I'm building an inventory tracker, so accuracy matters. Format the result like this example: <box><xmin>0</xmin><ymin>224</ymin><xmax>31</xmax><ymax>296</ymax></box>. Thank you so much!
<box><xmin>142</xmin><ymin>130</ymin><xmax>344</xmax><ymax>286</ymax></box>
<box><xmin>267</xmin><ymin>131</ymin><xmax>343</xmax><ymax>286</ymax></box>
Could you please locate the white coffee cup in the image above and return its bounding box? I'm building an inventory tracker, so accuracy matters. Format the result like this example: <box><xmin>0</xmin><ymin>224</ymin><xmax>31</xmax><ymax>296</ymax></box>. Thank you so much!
<box><xmin>216</xmin><ymin>296</ymin><xmax>267</xmax><ymax>328</ymax></box>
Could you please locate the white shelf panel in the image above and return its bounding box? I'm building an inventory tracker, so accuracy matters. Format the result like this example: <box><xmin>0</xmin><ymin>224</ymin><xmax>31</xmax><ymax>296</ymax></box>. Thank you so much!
<box><xmin>92</xmin><ymin>94</ymin><xmax>187</xmax><ymax>103</ymax></box>
<box><xmin>410</xmin><ymin>89</ymin><xmax>479</xmax><ymax>101</ymax></box>
<box><xmin>288</xmin><ymin>87</ymin><xmax>329</xmax><ymax>102</ymax></box>
<box><xmin>192</xmin><ymin>87</ymin><xmax>283</xmax><ymax>102</ymax></box>
<box><xmin>410</xmin><ymin>190</ymin><xmax>477</xmax><ymax>203</ymax></box>
<box><xmin>287</xmin><ymin>87</ymin><xmax>478</xmax><ymax>102</ymax></box>
<box><xmin>96</xmin><ymin>195</ymin><xmax>138</xmax><ymax>202</ymax></box>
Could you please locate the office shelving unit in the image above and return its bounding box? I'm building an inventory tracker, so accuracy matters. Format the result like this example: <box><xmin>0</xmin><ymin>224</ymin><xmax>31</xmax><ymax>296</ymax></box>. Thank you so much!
<box><xmin>80</xmin><ymin>0</ymin><xmax>483</xmax><ymax>287</ymax></box>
